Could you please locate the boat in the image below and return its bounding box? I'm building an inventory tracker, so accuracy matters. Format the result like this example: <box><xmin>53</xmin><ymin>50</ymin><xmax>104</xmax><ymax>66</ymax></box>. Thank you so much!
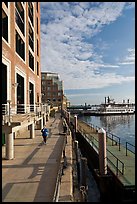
<box><xmin>94</xmin><ymin>96</ymin><xmax>135</xmax><ymax>115</ymax></box>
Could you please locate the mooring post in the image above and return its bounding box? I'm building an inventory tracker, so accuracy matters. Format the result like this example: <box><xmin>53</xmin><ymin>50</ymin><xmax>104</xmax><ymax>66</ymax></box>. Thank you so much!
<box><xmin>74</xmin><ymin>115</ymin><xmax>77</xmax><ymax>133</ymax></box>
<box><xmin>98</xmin><ymin>128</ymin><xmax>107</xmax><ymax>175</ymax></box>
<box><xmin>80</xmin><ymin>157</ymin><xmax>87</xmax><ymax>187</ymax></box>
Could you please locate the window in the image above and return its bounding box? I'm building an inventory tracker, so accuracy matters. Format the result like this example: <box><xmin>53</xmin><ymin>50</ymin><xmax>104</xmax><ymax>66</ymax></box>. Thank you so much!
<box><xmin>16</xmin><ymin>31</ymin><xmax>25</xmax><ymax>60</ymax></box>
<box><xmin>15</xmin><ymin>2</ymin><xmax>24</xmax><ymax>35</ymax></box>
<box><xmin>29</xmin><ymin>23</ymin><xmax>34</xmax><ymax>51</ymax></box>
<box><xmin>2</xmin><ymin>9</ymin><xmax>8</xmax><ymax>42</ymax></box>
<box><xmin>28</xmin><ymin>2</ymin><xmax>33</xmax><ymax>26</ymax></box>
<box><xmin>47</xmin><ymin>82</ymin><xmax>51</xmax><ymax>85</ymax></box>
<box><xmin>29</xmin><ymin>82</ymin><xmax>34</xmax><ymax>111</ymax></box>
<box><xmin>37</xmin><ymin>61</ymin><xmax>39</xmax><ymax>75</ymax></box>
<box><xmin>37</xmin><ymin>17</ymin><xmax>39</xmax><ymax>34</ymax></box>
<box><xmin>29</xmin><ymin>51</ymin><xmax>34</xmax><ymax>71</ymax></box>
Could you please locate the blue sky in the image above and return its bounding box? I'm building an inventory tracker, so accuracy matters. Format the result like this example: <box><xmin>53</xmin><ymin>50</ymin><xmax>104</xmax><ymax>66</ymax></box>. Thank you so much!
<box><xmin>40</xmin><ymin>2</ymin><xmax>135</xmax><ymax>105</ymax></box>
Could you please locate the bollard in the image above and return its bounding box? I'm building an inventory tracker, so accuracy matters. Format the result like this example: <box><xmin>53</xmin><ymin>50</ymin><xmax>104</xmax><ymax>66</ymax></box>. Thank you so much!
<box><xmin>74</xmin><ymin>115</ymin><xmax>77</xmax><ymax>133</ymax></box>
<box><xmin>74</xmin><ymin>140</ymin><xmax>79</xmax><ymax>163</ymax></box>
<box><xmin>80</xmin><ymin>157</ymin><xmax>87</xmax><ymax>187</ymax></box>
<box><xmin>5</xmin><ymin>132</ymin><xmax>14</xmax><ymax>159</ymax></box>
<box><xmin>98</xmin><ymin>128</ymin><xmax>107</xmax><ymax>175</ymax></box>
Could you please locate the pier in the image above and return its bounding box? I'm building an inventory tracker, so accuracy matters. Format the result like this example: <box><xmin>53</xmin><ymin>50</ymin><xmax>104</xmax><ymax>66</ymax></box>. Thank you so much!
<box><xmin>69</xmin><ymin>117</ymin><xmax>135</xmax><ymax>202</ymax></box>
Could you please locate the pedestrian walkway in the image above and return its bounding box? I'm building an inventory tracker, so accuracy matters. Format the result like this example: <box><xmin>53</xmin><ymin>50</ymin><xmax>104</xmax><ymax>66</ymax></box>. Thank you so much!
<box><xmin>2</xmin><ymin>113</ymin><xmax>66</xmax><ymax>202</ymax></box>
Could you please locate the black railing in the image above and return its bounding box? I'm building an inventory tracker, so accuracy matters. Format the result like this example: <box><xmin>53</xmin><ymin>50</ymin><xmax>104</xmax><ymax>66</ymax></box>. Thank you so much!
<box><xmin>106</xmin><ymin>131</ymin><xmax>121</xmax><ymax>151</ymax></box>
<box><xmin>79</xmin><ymin>126</ymin><xmax>125</xmax><ymax>175</ymax></box>
<box><xmin>126</xmin><ymin>142</ymin><xmax>135</xmax><ymax>156</ymax></box>
<box><xmin>107</xmin><ymin>149</ymin><xmax>124</xmax><ymax>175</ymax></box>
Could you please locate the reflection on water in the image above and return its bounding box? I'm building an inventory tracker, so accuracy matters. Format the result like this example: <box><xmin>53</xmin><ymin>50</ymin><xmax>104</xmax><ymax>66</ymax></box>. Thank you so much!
<box><xmin>100</xmin><ymin>115</ymin><xmax>133</xmax><ymax>132</ymax></box>
<box><xmin>80</xmin><ymin>115</ymin><xmax>135</xmax><ymax>148</ymax></box>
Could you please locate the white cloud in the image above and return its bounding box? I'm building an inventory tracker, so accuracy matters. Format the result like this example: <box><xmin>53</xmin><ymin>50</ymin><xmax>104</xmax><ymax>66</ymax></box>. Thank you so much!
<box><xmin>118</xmin><ymin>48</ymin><xmax>135</xmax><ymax>65</ymax></box>
<box><xmin>40</xmin><ymin>2</ymin><xmax>134</xmax><ymax>91</ymax></box>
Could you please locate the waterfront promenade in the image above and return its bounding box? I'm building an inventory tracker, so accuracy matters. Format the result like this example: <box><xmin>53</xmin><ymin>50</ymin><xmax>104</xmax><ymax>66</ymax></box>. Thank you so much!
<box><xmin>2</xmin><ymin>113</ymin><xmax>73</xmax><ymax>202</ymax></box>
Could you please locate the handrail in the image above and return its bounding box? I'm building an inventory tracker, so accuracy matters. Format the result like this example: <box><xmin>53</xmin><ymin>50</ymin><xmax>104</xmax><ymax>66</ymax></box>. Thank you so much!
<box><xmin>106</xmin><ymin>149</ymin><xmax>124</xmax><ymax>175</ymax></box>
<box><xmin>2</xmin><ymin>103</ymin><xmax>50</xmax><ymax>115</ymax></box>
<box><xmin>106</xmin><ymin>131</ymin><xmax>121</xmax><ymax>151</ymax></box>
<box><xmin>77</xmin><ymin>123</ymin><xmax>125</xmax><ymax>175</ymax></box>
<box><xmin>126</xmin><ymin>142</ymin><xmax>135</xmax><ymax>156</ymax></box>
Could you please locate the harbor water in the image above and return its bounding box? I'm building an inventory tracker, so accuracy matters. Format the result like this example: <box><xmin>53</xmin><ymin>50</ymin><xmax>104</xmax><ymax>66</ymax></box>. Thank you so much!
<box><xmin>79</xmin><ymin>114</ymin><xmax>135</xmax><ymax>152</ymax></box>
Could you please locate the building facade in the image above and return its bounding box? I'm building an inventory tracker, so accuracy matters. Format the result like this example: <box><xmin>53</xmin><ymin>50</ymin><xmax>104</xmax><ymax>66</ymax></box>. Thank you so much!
<box><xmin>41</xmin><ymin>72</ymin><xmax>64</xmax><ymax>108</ymax></box>
<box><xmin>2</xmin><ymin>2</ymin><xmax>41</xmax><ymax>113</ymax></box>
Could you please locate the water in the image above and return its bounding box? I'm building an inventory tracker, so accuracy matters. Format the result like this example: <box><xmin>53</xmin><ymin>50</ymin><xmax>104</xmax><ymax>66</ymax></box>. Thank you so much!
<box><xmin>79</xmin><ymin>114</ymin><xmax>135</xmax><ymax>151</ymax></box>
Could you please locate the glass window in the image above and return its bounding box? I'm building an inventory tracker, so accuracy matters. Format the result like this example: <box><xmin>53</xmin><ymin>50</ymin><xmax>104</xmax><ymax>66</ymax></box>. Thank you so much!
<box><xmin>15</xmin><ymin>2</ymin><xmax>25</xmax><ymax>35</ymax></box>
<box><xmin>16</xmin><ymin>31</ymin><xmax>25</xmax><ymax>60</ymax></box>
<box><xmin>28</xmin><ymin>2</ymin><xmax>33</xmax><ymax>26</ymax></box>
<box><xmin>2</xmin><ymin>9</ymin><xmax>8</xmax><ymax>42</ymax></box>
<box><xmin>29</xmin><ymin>23</ymin><xmax>34</xmax><ymax>51</ymax></box>
<box><xmin>29</xmin><ymin>51</ymin><xmax>34</xmax><ymax>71</ymax></box>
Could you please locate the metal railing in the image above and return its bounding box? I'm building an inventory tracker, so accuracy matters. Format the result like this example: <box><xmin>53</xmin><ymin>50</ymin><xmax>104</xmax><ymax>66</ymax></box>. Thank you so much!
<box><xmin>126</xmin><ymin>142</ymin><xmax>135</xmax><ymax>156</ymax></box>
<box><xmin>80</xmin><ymin>119</ymin><xmax>135</xmax><ymax>156</ymax></box>
<box><xmin>106</xmin><ymin>131</ymin><xmax>121</xmax><ymax>151</ymax></box>
<box><xmin>2</xmin><ymin>103</ymin><xmax>51</xmax><ymax>125</ymax></box>
<box><xmin>77</xmin><ymin>122</ymin><xmax>125</xmax><ymax>175</ymax></box>
<box><xmin>2</xmin><ymin>103</ymin><xmax>50</xmax><ymax>116</ymax></box>
<box><xmin>107</xmin><ymin>149</ymin><xmax>124</xmax><ymax>175</ymax></box>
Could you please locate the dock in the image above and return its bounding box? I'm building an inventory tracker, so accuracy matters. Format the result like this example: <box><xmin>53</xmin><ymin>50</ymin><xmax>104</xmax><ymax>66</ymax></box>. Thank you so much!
<box><xmin>75</xmin><ymin>119</ymin><xmax>135</xmax><ymax>201</ymax></box>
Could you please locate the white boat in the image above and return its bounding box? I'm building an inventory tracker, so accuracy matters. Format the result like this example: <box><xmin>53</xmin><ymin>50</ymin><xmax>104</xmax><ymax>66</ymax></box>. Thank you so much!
<box><xmin>96</xmin><ymin>97</ymin><xmax>135</xmax><ymax>115</ymax></box>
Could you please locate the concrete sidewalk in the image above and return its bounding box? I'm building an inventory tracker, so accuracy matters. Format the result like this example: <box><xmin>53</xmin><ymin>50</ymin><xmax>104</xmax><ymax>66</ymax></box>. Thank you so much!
<box><xmin>2</xmin><ymin>113</ymin><xmax>66</xmax><ymax>202</ymax></box>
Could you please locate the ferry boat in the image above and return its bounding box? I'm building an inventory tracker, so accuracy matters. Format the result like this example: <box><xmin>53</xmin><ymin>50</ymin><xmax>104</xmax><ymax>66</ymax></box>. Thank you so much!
<box><xmin>95</xmin><ymin>96</ymin><xmax>135</xmax><ymax>115</ymax></box>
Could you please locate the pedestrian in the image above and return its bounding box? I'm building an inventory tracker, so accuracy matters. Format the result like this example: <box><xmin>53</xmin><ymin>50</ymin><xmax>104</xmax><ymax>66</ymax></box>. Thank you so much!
<box><xmin>41</xmin><ymin>126</ymin><xmax>48</xmax><ymax>144</ymax></box>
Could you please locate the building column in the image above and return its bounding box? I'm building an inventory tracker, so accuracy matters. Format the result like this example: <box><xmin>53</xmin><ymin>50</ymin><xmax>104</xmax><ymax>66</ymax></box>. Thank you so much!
<box><xmin>98</xmin><ymin>128</ymin><xmax>107</xmax><ymax>175</ymax></box>
<box><xmin>30</xmin><ymin>123</ymin><xmax>35</xmax><ymax>139</ymax></box>
<box><xmin>5</xmin><ymin>132</ymin><xmax>14</xmax><ymax>160</ymax></box>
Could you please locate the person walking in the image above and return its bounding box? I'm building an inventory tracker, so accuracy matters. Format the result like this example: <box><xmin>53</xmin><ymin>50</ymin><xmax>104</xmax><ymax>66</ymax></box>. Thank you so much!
<box><xmin>41</xmin><ymin>126</ymin><xmax>48</xmax><ymax>144</ymax></box>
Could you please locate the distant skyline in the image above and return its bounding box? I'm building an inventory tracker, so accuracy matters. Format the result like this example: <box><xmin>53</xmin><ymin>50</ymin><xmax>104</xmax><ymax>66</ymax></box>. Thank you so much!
<box><xmin>40</xmin><ymin>2</ymin><xmax>135</xmax><ymax>105</ymax></box>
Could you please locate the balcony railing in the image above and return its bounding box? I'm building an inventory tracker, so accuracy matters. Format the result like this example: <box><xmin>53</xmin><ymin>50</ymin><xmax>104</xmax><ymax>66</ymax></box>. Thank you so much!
<box><xmin>2</xmin><ymin>103</ymin><xmax>50</xmax><ymax>125</ymax></box>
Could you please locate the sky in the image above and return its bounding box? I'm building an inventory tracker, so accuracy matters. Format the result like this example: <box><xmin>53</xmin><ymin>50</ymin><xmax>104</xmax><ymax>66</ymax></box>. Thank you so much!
<box><xmin>40</xmin><ymin>2</ymin><xmax>135</xmax><ymax>105</ymax></box>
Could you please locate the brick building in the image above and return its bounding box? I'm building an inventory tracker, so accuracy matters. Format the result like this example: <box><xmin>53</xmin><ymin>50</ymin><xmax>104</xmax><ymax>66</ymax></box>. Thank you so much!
<box><xmin>2</xmin><ymin>2</ymin><xmax>41</xmax><ymax>113</ymax></box>
<box><xmin>41</xmin><ymin>72</ymin><xmax>64</xmax><ymax>108</ymax></box>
